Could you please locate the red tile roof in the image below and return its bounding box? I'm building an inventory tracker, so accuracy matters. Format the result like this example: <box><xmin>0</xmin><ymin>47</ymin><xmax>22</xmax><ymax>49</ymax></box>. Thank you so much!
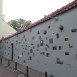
<box><xmin>0</xmin><ymin>0</ymin><xmax>77</xmax><ymax>41</ymax></box>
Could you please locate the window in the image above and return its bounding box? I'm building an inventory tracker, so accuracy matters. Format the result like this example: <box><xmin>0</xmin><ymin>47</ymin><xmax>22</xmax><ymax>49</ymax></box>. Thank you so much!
<box><xmin>64</xmin><ymin>38</ymin><xmax>69</xmax><ymax>41</ymax></box>
<box><xmin>43</xmin><ymin>30</ymin><xmax>47</xmax><ymax>35</ymax></box>
<box><xmin>49</xmin><ymin>38</ymin><xmax>53</xmax><ymax>44</ymax></box>
<box><xmin>48</xmin><ymin>25</ymin><xmax>51</xmax><ymax>29</ymax></box>
<box><xmin>59</xmin><ymin>25</ymin><xmax>64</xmax><ymax>32</ymax></box>
<box><xmin>46</xmin><ymin>53</ymin><xmax>50</xmax><ymax>57</ymax></box>
<box><xmin>52</xmin><ymin>46</ymin><xmax>57</xmax><ymax>50</ymax></box>
<box><xmin>56</xmin><ymin>33</ymin><xmax>59</xmax><ymax>38</ymax></box>
<box><xmin>18</xmin><ymin>56</ymin><xmax>19</xmax><ymax>59</ymax></box>
<box><xmin>33</xmin><ymin>46</ymin><xmax>35</xmax><ymax>49</ymax></box>
<box><xmin>31</xmin><ymin>43</ymin><xmax>33</xmax><ymax>45</ymax></box>
<box><xmin>40</xmin><ymin>40</ymin><xmax>43</xmax><ymax>46</ymax></box>
<box><xmin>25</xmin><ymin>39</ymin><xmax>27</xmax><ymax>41</ymax></box>
<box><xmin>46</xmin><ymin>37</ymin><xmax>48</xmax><ymax>40</ymax></box>
<box><xmin>27</xmin><ymin>52</ymin><xmax>30</xmax><ymax>55</ymax></box>
<box><xmin>29</xmin><ymin>56</ymin><xmax>32</xmax><ymax>60</ymax></box>
<box><xmin>22</xmin><ymin>53</ymin><xmax>23</xmax><ymax>56</ymax></box>
<box><xmin>30</xmin><ymin>49</ymin><xmax>33</xmax><ymax>53</ymax></box>
<box><xmin>23</xmin><ymin>60</ymin><xmax>26</xmax><ymax>63</ymax></box>
<box><xmin>5</xmin><ymin>52</ymin><xmax>6</xmax><ymax>54</ymax></box>
<box><xmin>33</xmin><ymin>53</ymin><xmax>35</xmax><ymax>56</ymax></box>
<box><xmin>40</xmin><ymin>52</ymin><xmax>45</xmax><ymax>55</ymax></box>
<box><xmin>16</xmin><ymin>40</ymin><xmax>18</xmax><ymax>44</ymax></box>
<box><xmin>56</xmin><ymin>58</ymin><xmax>63</xmax><ymax>64</ymax></box>
<box><xmin>69</xmin><ymin>43</ymin><xmax>73</xmax><ymax>48</ymax></box>
<box><xmin>59</xmin><ymin>46</ymin><xmax>62</xmax><ymax>50</ymax></box>
<box><xmin>7</xmin><ymin>41</ymin><xmax>8</xmax><ymax>44</ymax></box>
<box><xmin>65</xmin><ymin>52</ymin><xmax>69</xmax><ymax>55</ymax></box>
<box><xmin>72</xmin><ymin>28</ymin><xmax>76</xmax><ymax>32</ymax></box>
<box><xmin>37</xmin><ymin>31</ymin><xmax>40</xmax><ymax>34</ymax></box>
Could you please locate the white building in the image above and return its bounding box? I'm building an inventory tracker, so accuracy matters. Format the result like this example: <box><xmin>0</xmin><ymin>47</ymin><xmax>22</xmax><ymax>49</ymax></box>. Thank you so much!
<box><xmin>0</xmin><ymin>0</ymin><xmax>17</xmax><ymax>39</ymax></box>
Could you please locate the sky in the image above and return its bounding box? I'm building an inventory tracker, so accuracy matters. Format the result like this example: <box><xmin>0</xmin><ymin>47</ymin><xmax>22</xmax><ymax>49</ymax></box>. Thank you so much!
<box><xmin>3</xmin><ymin>0</ymin><xmax>74</xmax><ymax>23</ymax></box>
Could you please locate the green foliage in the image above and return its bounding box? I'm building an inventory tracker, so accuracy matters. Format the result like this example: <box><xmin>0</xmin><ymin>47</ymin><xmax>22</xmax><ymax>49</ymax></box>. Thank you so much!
<box><xmin>8</xmin><ymin>18</ymin><xmax>32</xmax><ymax>31</ymax></box>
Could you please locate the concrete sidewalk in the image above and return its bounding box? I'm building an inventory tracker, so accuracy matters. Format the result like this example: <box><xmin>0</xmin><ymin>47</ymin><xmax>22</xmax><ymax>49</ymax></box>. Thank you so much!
<box><xmin>0</xmin><ymin>64</ymin><xmax>18</xmax><ymax>77</ymax></box>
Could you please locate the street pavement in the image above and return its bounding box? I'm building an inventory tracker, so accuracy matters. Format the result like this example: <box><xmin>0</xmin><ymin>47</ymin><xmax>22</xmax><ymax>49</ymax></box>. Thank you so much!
<box><xmin>0</xmin><ymin>64</ymin><xmax>18</xmax><ymax>77</ymax></box>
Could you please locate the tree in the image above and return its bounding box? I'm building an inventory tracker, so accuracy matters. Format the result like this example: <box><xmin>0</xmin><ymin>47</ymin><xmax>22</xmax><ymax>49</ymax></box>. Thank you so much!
<box><xmin>8</xmin><ymin>19</ymin><xmax>32</xmax><ymax>31</ymax></box>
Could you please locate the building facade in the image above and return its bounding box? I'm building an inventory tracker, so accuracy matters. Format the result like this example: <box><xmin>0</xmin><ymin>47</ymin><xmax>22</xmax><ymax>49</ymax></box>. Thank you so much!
<box><xmin>0</xmin><ymin>0</ymin><xmax>17</xmax><ymax>39</ymax></box>
<box><xmin>0</xmin><ymin>1</ymin><xmax>77</xmax><ymax>77</ymax></box>
<box><xmin>0</xmin><ymin>0</ymin><xmax>2</xmax><ymax>39</ymax></box>
<box><xmin>1</xmin><ymin>17</ymin><xmax>17</xmax><ymax>38</ymax></box>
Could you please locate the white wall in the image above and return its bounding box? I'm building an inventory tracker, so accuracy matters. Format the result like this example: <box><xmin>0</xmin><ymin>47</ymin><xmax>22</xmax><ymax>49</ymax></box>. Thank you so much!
<box><xmin>0</xmin><ymin>0</ymin><xmax>2</xmax><ymax>39</ymax></box>
<box><xmin>2</xmin><ymin>19</ymin><xmax>17</xmax><ymax>38</ymax></box>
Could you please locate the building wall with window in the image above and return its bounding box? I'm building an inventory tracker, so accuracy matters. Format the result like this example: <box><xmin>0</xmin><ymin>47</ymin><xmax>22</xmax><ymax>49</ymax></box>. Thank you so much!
<box><xmin>0</xmin><ymin>1</ymin><xmax>77</xmax><ymax>77</ymax></box>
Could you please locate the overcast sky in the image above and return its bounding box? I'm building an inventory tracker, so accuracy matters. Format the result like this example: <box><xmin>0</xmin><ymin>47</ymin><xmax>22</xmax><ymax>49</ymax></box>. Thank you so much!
<box><xmin>3</xmin><ymin>0</ymin><xmax>73</xmax><ymax>23</ymax></box>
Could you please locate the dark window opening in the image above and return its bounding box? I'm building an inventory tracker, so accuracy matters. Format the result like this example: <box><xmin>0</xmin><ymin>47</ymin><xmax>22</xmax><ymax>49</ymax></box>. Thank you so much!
<box><xmin>65</xmin><ymin>52</ymin><xmax>69</xmax><ymax>55</ymax></box>
<box><xmin>29</xmin><ymin>56</ymin><xmax>32</xmax><ymax>60</ymax></box>
<box><xmin>30</xmin><ymin>49</ymin><xmax>33</xmax><ymax>53</ymax></box>
<box><xmin>59</xmin><ymin>46</ymin><xmax>61</xmax><ymax>50</ymax></box>
<box><xmin>5</xmin><ymin>52</ymin><xmax>6</xmax><ymax>54</ymax></box>
<box><xmin>22</xmin><ymin>53</ymin><xmax>23</xmax><ymax>56</ymax></box>
<box><xmin>72</xmin><ymin>28</ymin><xmax>76</xmax><ymax>32</ymax></box>
<box><xmin>23</xmin><ymin>60</ymin><xmax>26</xmax><ymax>63</ymax></box>
<box><xmin>27</xmin><ymin>52</ymin><xmax>30</xmax><ymax>55</ymax></box>
<box><xmin>49</xmin><ymin>38</ymin><xmax>53</xmax><ymax>44</ymax></box>
<box><xmin>48</xmin><ymin>25</ymin><xmax>51</xmax><ymax>29</ymax></box>
<box><xmin>52</xmin><ymin>46</ymin><xmax>57</xmax><ymax>50</ymax></box>
<box><xmin>25</xmin><ymin>39</ymin><xmax>27</xmax><ymax>41</ymax></box>
<box><xmin>40</xmin><ymin>52</ymin><xmax>45</xmax><ymax>55</ymax></box>
<box><xmin>46</xmin><ymin>53</ymin><xmax>50</xmax><ymax>57</ymax></box>
<box><xmin>37</xmin><ymin>31</ymin><xmax>40</xmax><ymax>34</ymax></box>
<box><xmin>43</xmin><ymin>30</ymin><xmax>47</xmax><ymax>35</ymax></box>
<box><xmin>56</xmin><ymin>33</ymin><xmax>59</xmax><ymax>38</ymax></box>
<box><xmin>59</xmin><ymin>25</ymin><xmax>64</xmax><ymax>32</ymax></box>
<box><xmin>56</xmin><ymin>58</ymin><xmax>63</xmax><ymax>64</ymax></box>
<box><xmin>18</xmin><ymin>56</ymin><xmax>19</xmax><ymax>59</ymax></box>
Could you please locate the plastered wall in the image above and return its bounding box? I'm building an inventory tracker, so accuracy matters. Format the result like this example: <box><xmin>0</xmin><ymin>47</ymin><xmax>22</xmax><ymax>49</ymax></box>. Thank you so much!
<box><xmin>0</xmin><ymin>0</ymin><xmax>2</xmax><ymax>39</ymax></box>
<box><xmin>0</xmin><ymin>7</ymin><xmax>77</xmax><ymax>77</ymax></box>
